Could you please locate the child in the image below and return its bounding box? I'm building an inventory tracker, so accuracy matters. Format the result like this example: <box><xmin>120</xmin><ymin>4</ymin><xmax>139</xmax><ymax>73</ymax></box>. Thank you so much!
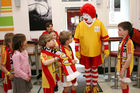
<box><xmin>12</xmin><ymin>34</ymin><xmax>32</xmax><ymax>93</ymax></box>
<box><xmin>0</xmin><ymin>33</ymin><xmax>14</xmax><ymax>93</ymax></box>
<box><xmin>49</xmin><ymin>30</ymin><xmax>61</xmax><ymax>91</ymax></box>
<box><xmin>59</xmin><ymin>31</ymin><xmax>77</xmax><ymax>93</ymax></box>
<box><xmin>39</xmin><ymin>34</ymin><xmax>60</xmax><ymax>93</ymax></box>
<box><xmin>49</xmin><ymin>31</ymin><xmax>60</xmax><ymax>50</ymax></box>
<box><xmin>116</xmin><ymin>21</ymin><xmax>134</xmax><ymax>93</ymax></box>
<box><xmin>40</xmin><ymin>33</ymin><xmax>81</xmax><ymax>81</ymax></box>
<box><xmin>42</xmin><ymin>22</ymin><xmax>59</xmax><ymax>38</ymax></box>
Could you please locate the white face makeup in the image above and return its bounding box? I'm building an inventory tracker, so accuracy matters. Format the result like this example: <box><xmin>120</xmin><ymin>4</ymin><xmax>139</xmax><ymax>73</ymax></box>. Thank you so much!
<box><xmin>83</xmin><ymin>13</ymin><xmax>93</xmax><ymax>23</ymax></box>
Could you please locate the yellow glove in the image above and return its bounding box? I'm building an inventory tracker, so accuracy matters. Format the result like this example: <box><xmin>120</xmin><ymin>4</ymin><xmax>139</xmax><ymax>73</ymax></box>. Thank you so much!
<box><xmin>76</xmin><ymin>51</ymin><xmax>81</xmax><ymax>60</ymax></box>
<box><xmin>104</xmin><ymin>50</ymin><xmax>109</xmax><ymax>58</ymax></box>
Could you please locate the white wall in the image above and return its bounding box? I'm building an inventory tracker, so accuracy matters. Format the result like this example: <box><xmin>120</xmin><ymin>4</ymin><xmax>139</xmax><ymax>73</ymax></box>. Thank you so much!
<box><xmin>0</xmin><ymin>0</ymin><xmax>109</xmax><ymax>40</ymax></box>
<box><xmin>33</xmin><ymin>0</ymin><xmax>109</xmax><ymax>38</ymax></box>
<box><xmin>0</xmin><ymin>0</ymin><xmax>139</xmax><ymax>40</ymax></box>
<box><xmin>130</xmin><ymin>0</ymin><xmax>140</xmax><ymax>29</ymax></box>
<box><xmin>0</xmin><ymin>0</ymin><xmax>31</xmax><ymax>40</ymax></box>
<box><xmin>51</xmin><ymin>0</ymin><xmax>108</xmax><ymax>31</ymax></box>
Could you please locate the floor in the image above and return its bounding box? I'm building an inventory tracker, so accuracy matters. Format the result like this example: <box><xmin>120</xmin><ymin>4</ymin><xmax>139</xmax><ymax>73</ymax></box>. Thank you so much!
<box><xmin>1</xmin><ymin>74</ymin><xmax>140</xmax><ymax>93</ymax></box>
<box><xmin>0</xmin><ymin>42</ymin><xmax>140</xmax><ymax>93</ymax></box>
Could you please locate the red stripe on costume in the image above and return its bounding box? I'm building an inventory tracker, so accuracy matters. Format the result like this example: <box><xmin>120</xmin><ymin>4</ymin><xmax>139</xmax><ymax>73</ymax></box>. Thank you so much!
<box><xmin>122</xmin><ymin>85</ymin><xmax>129</xmax><ymax>93</ymax></box>
<box><xmin>71</xmin><ymin>89</ymin><xmax>77</xmax><ymax>93</ymax></box>
<box><xmin>126</xmin><ymin>67</ymin><xmax>130</xmax><ymax>78</ymax></box>
<box><xmin>1</xmin><ymin>47</ymin><xmax>13</xmax><ymax>92</ymax></box>
<box><xmin>92</xmin><ymin>81</ymin><xmax>97</xmax><ymax>83</ymax></box>
<box><xmin>120</xmin><ymin>35</ymin><xmax>129</xmax><ymax>70</ymax></box>
<box><xmin>41</xmin><ymin>49</ymin><xmax>74</xmax><ymax>76</ymax></box>
<box><xmin>104</xmin><ymin>45</ymin><xmax>109</xmax><ymax>50</ymax></box>
<box><xmin>92</xmin><ymin>67</ymin><xmax>98</xmax><ymax>69</ymax></box>
<box><xmin>56</xmin><ymin>39</ymin><xmax>61</xmax><ymax>46</ymax></box>
<box><xmin>41</xmin><ymin>50</ymin><xmax>58</xmax><ymax>57</ymax></box>
<box><xmin>103</xmin><ymin>39</ymin><xmax>109</xmax><ymax>50</ymax></box>
<box><xmin>3</xmin><ymin>83</ymin><xmax>8</xmax><ymax>93</ymax></box>
<box><xmin>85</xmin><ymin>70</ymin><xmax>91</xmax><ymax>73</ymax></box>
<box><xmin>43</xmin><ymin>88</ymin><xmax>46</xmax><ymax>93</ymax></box>
<box><xmin>70</xmin><ymin>64</ymin><xmax>77</xmax><ymax>72</ymax></box>
<box><xmin>85</xmin><ymin>75</ymin><xmax>91</xmax><ymax>78</ymax></box>
<box><xmin>73</xmin><ymin>38</ymin><xmax>79</xmax><ymax>42</ymax></box>
<box><xmin>92</xmin><ymin>76</ymin><xmax>98</xmax><ymax>78</ymax></box>
<box><xmin>61</xmin><ymin>45</ymin><xmax>77</xmax><ymax>73</ymax></box>
<box><xmin>3</xmin><ymin>76</ymin><xmax>12</xmax><ymax>93</ymax></box>
<box><xmin>41</xmin><ymin>60</ymin><xmax>56</xmax><ymax>87</ymax></box>
<box><xmin>86</xmin><ymin>79</ymin><xmax>91</xmax><ymax>82</ymax></box>
<box><xmin>43</xmin><ymin>88</ymin><xmax>54</xmax><ymax>93</ymax></box>
<box><xmin>61</xmin><ymin>70</ymin><xmax>65</xmax><ymax>82</ymax></box>
<box><xmin>71</xmin><ymin>78</ymin><xmax>76</xmax><ymax>84</ymax></box>
<box><xmin>55</xmin><ymin>31</ymin><xmax>59</xmax><ymax>38</ymax></box>
<box><xmin>92</xmin><ymin>71</ymin><xmax>98</xmax><ymax>74</ymax></box>
<box><xmin>62</xmin><ymin>65</ymin><xmax>69</xmax><ymax>75</ymax></box>
<box><xmin>103</xmin><ymin>40</ymin><xmax>109</xmax><ymax>42</ymax></box>
<box><xmin>101</xmin><ymin>35</ymin><xmax>109</xmax><ymax>40</ymax></box>
<box><xmin>75</xmin><ymin>46</ymin><xmax>79</xmax><ymax>51</ymax></box>
<box><xmin>56</xmin><ymin>74</ymin><xmax>60</xmax><ymax>81</ymax></box>
<box><xmin>41</xmin><ymin>50</ymin><xmax>69</xmax><ymax>76</ymax></box>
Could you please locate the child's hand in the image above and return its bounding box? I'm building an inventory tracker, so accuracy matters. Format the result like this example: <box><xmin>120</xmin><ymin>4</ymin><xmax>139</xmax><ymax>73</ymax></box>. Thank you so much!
<box><xmin>120</xmin><ymin>70</ymin><xmax>124</xmax><ymax>79</ymax></box>
<box><xmin>8</xmin><ymin>73</ymin><xmax>14</xmax><ymax>80</ymax></box>
<box><xmin>56</xmin><ymin>62</ymin><xmax>62</xmax><ymax>67</ymax></box>
<box><xmin>72</xmin><ymin>60</ymin><xmax>77</xmax><ymax>64</ymax></box>
<box><xmin>27</xmin><ymin>76</ymin><xmax>31</xmax><ymax>82</ymax></box>
<box><xmin>54</xmin><ymin>57</ymin><xmax>59</xmax><ymax>61</ymax></box>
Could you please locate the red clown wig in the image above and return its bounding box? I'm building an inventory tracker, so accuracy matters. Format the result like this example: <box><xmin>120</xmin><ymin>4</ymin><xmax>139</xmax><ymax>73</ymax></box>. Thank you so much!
<box><xmin>80</xmin><ymin>3</ymin><xmax>96</xmax><ymax>18</ymax></box>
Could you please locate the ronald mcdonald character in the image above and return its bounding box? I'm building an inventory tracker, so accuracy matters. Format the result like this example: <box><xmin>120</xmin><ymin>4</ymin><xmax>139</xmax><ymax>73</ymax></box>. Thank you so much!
<box><xmin>74</xmin><ymin>3</ymin><xmax>109</xmax><ymax>93</ymax></box>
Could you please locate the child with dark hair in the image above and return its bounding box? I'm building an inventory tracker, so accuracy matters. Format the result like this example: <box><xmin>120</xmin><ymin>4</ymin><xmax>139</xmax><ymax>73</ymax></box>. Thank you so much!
<box><xmin>42</xmin><ymin>22</ymin><xmax>59</xmax><ymax>37</ymax></box>
<box><xmin>117</xmin><ymin>21</ymin><xmax>134</xmax><ymax>93</ymax></box>
<box><xmin>12</xmin><ymin>34</ymin><xmax>32</xmax><ymax>93</ymax></box>
<box><xmin>59</xmin><ymin>31</ymin><xmax>78</xmax><ymax>93</ymax></box>
<box><xmin>0</xmin><ymin>33</ymin><xmax>14</xmax><ymax>93</ymax></box>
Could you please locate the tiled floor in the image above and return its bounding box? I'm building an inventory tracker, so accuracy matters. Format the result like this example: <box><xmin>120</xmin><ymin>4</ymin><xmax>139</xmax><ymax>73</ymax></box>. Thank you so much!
<box><xmin>1</xmin><ymin>74</ymin><xmax>140</xmax><ymax>93</ymax></box>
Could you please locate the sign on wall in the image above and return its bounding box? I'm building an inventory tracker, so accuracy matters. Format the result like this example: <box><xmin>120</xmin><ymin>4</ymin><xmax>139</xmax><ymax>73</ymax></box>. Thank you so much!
<box><xmin>28</xmin><ymin>0</ymin><xmax>52</xmax><ymax>31</ymax></box>
<box><xmin>0</xmin><ymin>0</ymin><xmax>14</xmax><ymax>31</ymax></box>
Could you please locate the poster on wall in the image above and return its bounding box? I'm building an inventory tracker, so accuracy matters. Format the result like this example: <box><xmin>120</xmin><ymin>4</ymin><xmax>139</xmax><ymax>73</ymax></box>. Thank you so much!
<box><xmin>0</xmin><ymin>0</ymin><xmax>14</xmax><ymax>31</ymax></box>
<box><xmin>28</xmin><ymin>0</ymin><xmax>52</xmax><ymax>31</ymax></box>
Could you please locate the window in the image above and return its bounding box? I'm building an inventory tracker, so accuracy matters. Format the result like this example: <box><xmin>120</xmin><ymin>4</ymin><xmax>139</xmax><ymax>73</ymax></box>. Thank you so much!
<box><xmin>108</xmin><ymin>29</ymin><xmax>119</xmax><ymax>51</ymax></box>
<box><xmin>66</xmin><ymin>8</ymin><xmax>81</xmax><ymax>35</ymax></box>
<box><xmin>109</xmin><ymin>0</ymin><xmax>129</xmax><ymax>25</ymax></box>
<box><xmin>114</xmin><ymin>0</ymin><xmax>120</xmax><ymax>11</ymax></box>
<box><xmin>108</xmin><ymin>0</ymin><xmax>130</xmax><ymax>51</ymax></box>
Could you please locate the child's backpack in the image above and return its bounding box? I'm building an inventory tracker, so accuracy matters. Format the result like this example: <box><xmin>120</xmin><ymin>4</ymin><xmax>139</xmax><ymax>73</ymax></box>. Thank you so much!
<box><xmin>129</xmin><ymin>28</ymin><xmax>140</xmax><ymax>46</ymax></box>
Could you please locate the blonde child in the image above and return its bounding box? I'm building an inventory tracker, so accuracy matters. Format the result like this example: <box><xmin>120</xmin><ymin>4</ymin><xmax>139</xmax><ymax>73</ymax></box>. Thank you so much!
<box><xmin>12</xmin><ymin>34</ymin><xmax>32</xmax><ymax>93</ymax></box>
<box><xmin>49</xmin><ymin>31</ymin><xmax>60</xmax><ymax>49</ymax></box>
<box><xmin>39</xmin><ymin>34</ymin><xmax>60</xmax><ymax>93</ymax></box>
<box><xmin>59</xmin><ymin>31</ymin><xmax>77</xmax><ymax>93</ymax></box>
<box><xmin>0</xmin><ymin>33</ymin><xmax>14</xmax><ymax>93</ymax></box>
